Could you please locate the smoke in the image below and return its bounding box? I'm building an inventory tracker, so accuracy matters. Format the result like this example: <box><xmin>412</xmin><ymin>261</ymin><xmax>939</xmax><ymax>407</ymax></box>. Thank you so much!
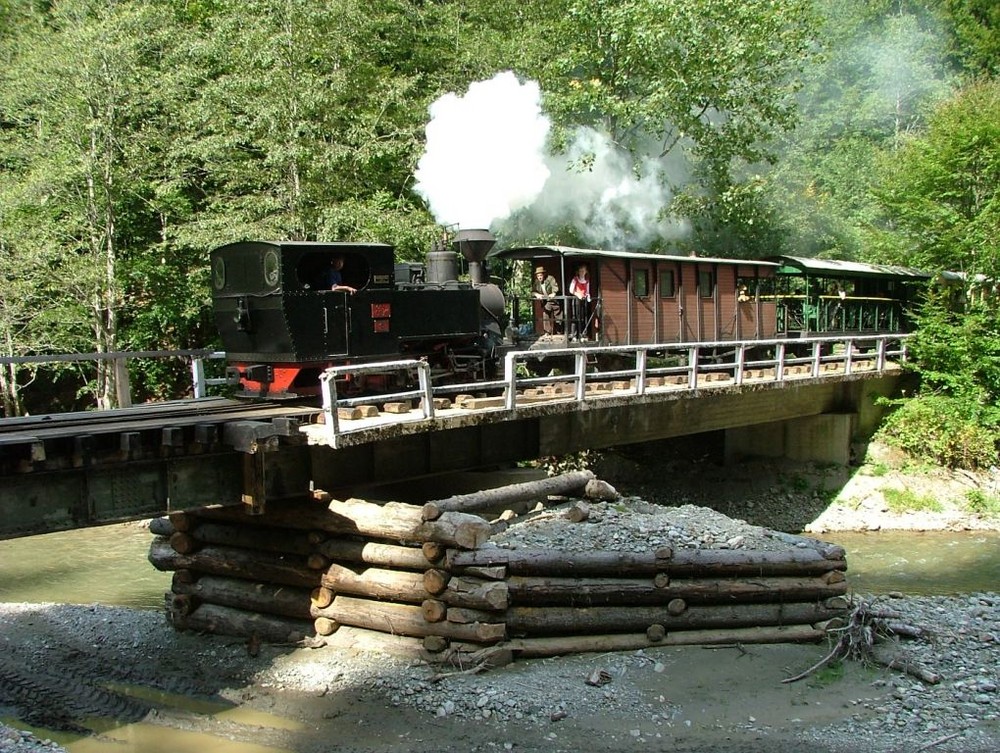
<box><xmin>518</xmin><ymin>128</ymin><xmax>690</xmax><ymax>249</ymax></box>
<box><xmin>414</xmin><ymin>71</ymin><xmax>690</xmax><ymax>249</ymax></box>
<box><xmin>414</xmin><ymin>71</ymin><xmax>551</xmax><ymax>229</ymax></box>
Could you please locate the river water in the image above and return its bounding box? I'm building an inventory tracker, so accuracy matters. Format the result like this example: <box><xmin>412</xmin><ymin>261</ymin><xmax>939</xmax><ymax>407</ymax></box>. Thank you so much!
<box><xmin>1</xmin><ymin>523</ymin><xmax>998</xmax><ymax>608</ymax></box>
<box><xmin>1</xmin><ymin>522</ymin><xmax>998</xmax><ymax>753</ymax></box>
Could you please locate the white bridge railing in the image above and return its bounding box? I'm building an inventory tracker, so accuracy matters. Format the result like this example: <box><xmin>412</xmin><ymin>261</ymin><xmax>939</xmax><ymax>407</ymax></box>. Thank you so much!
<box><xmin>0</xmin><ymin>349</ymin><xmax>228</xmax><ymax>408</ymax></box>
<box><xmin>317</xmin><ymin>334</ymin><xmax>910</xmax><ymax>448</ymax></box>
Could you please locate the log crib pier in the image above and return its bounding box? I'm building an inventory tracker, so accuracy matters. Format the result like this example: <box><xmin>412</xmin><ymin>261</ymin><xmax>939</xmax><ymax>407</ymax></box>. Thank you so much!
<box><xmin>147</xmin><ymin>472</ymin><xmax>849</xmax><ymax>664</ymax></box>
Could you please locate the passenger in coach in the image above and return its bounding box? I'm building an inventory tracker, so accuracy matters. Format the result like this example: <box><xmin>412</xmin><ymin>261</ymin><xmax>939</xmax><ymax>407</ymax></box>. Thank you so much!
<box><xmin>532</xmin><ymin>266</ymin><xmax>562</xmax><ymax>335</ymax></box>
<box><xmin>568</xmin><ymin>264</ymin><xmax>591</xmax><ymax>340</ymax></box>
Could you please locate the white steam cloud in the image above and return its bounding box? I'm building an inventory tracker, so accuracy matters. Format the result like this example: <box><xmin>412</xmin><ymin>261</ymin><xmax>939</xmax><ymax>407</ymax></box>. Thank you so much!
<box><xmin>415</xmin><ymin>72</ymin><xmax>689</xmax><ymax>249</ymax></box>
<box><xmin>523</xmin><ymin>128</ymin><xmax>689</xmax><ymax>249</ymax></box>
<box><xmin>414</xmin><ymin>72</ymin><xmax>551</xmax><ymax>229</ymax></box>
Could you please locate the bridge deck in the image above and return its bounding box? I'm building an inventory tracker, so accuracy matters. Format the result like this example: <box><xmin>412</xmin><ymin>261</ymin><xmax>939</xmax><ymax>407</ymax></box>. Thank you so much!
<box><xmin>0</xmin><ymin>335</ymin><xmax>907</xmax><ymax>539</ymax></box>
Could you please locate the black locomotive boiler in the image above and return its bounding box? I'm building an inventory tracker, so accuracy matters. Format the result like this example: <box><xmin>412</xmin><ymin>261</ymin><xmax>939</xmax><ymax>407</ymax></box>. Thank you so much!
<box><xmin>211</xmin><ymin>229</ymin><xmax>506</xmax><ymax>398</ymax></box>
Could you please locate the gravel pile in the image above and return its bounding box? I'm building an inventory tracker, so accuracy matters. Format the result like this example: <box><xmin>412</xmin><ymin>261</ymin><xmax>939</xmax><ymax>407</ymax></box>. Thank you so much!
<box><xmin>489</xmin><ymin>498</ymin><xmax>800</xmax><ymax>553</ymax></box>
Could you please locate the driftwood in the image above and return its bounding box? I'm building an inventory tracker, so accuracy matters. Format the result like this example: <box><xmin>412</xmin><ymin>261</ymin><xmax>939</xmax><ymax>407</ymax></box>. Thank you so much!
<box><xmin>149</xmin><ymin>537</ymin><xmax>321</xmax><ymax>588</ymax></box>
<box><xmin>169</xmin><ymin>600</ymin><xmax>311</xmax><ymax>643</ymax></box>
<box><xmin>311</xmin><ymin>594</ymin><xmax>506</xmax><ymax>643</ymax></box>
<box><xmin>505</xmin><ymin>574</ymin><xmax>848</xmax><ymax>607</ymax></box>
<box><xmin>171</xmin><ymin>574</ymin><xmax>313</xmax><ymax>620</ymax></box>
<box><xmin>421</xmin><ymin>471</ymin><xmax>596</xmax><ymax>520</ymax></box>
<box><xmin>506</xmin><ymin>624</ymin><xmax>825</xmax><ymax>658</ymax></box>
<box><xmin>447</xmin><ymin>546</ymin><xmax>846</xmax><ymax>577</ymax></box>
<box><xmin>783</xmin><ymin>599</ymin><xmax>941</xmax><ymax>685</ymax></box>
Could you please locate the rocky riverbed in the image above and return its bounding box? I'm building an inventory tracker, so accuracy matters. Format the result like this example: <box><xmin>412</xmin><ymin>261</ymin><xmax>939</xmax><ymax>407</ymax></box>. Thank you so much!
<box><xmin>2</xmin><ymin>443</ymin><xmax>999</xmax><ymax>753</ymax></box>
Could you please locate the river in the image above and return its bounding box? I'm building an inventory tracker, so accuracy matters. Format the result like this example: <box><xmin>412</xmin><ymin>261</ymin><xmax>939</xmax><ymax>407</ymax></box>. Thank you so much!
<box><xmin>1</xmin><ymin>523</ymin><xmax>999</xmax><ymax>608</ymax></box>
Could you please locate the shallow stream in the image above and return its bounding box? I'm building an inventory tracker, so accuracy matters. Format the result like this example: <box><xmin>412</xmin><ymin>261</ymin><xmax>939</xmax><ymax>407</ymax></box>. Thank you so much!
<box><xmin>1</xmin><ymin>522</ymin><xmax>998</xmax><ymax>753</ymax></box>
<box><xmin>1</xmin><ymin>523</ymin><xmax>998</xmax><ymax>609</ymax></box>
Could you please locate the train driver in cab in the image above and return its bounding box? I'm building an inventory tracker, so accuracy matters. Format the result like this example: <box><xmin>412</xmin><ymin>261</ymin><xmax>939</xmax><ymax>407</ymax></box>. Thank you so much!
<box><xmin>319</xmin><ymin>256</ymin><xmax>357</xmax><ymax>294</ymax></box>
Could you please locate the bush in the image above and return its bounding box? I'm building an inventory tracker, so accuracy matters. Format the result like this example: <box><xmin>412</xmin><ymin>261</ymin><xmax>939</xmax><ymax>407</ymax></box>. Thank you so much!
<box><xmin>876</xmin><ymin>394</ymin><xmax>999</xmax><ymax>470</ymax></box>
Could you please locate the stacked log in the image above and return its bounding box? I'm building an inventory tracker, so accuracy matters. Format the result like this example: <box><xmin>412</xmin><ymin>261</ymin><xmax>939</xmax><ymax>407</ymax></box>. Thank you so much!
<box><xmin>148</xmin><ymin>472</ymin><xmax>850</xmax><ymax>661</ymax></box>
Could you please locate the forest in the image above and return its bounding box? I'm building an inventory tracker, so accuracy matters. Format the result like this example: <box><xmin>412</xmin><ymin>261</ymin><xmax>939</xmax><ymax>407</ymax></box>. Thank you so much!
<box><xmin>0</xmin><ymin>0</ymin><xmax>998</xmax><ymax>468</ymax></box>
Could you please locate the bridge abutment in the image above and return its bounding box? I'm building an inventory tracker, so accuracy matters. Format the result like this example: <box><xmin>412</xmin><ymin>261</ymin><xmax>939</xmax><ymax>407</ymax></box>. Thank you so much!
<box><xmin>723</xmin><ymin>373</ymin><xmax>902</xmax><ymax>466</ymax></box>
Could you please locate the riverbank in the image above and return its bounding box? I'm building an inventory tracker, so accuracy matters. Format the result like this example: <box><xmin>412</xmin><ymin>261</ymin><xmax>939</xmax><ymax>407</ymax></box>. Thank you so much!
<box><xmin>2</xmin><ymin>445</ymin><xmax>1000</xmax><ymax>753</ymax></box>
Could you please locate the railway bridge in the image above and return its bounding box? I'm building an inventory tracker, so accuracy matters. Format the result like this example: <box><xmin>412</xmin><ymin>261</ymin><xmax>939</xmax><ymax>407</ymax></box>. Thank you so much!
<box><xmin>0</xmin><ymin>335</ymin><xmax>908</xmax><ymax>540</ymax></box>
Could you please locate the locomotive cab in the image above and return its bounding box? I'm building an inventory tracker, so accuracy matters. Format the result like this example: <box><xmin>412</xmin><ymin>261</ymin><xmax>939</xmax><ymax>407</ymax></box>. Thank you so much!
<box><xmin>211</xmin><ymin>240</ymin><xmax>489</xmax><ymax>398</ymax></box>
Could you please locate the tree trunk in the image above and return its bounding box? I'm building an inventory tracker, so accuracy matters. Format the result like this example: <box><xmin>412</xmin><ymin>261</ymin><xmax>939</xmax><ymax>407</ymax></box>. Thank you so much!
<box><xmin>421</xmin><ymin>470</ymin><xmax>596</xmax><ymax>520</ymax></box>
<box><xmin>505</xmin><ymin>574</ymin><xmax>848</xmax><ymax>606</ymax></box>
<box><xmin>148</xmin><ymin>537</ymin><xmax>320</xmax><ymax>588</ymax></box>
<box><xmin>169</xmin><ymin>601</ymin><xmax>311</xmax><ymax>643</ymax></box>
<box><xmin>506</xmin><ymin>624</ymin><xmax>825</xmax><ymax>658</ymax></box>
<box><xmin>311</xmin><ymin>594</ymin><xmax>505</xmax><ymax>643</ymax></box>
<box><xmin>316</xmin><ymin>538</ymin><xmax>432</xmax><ymax>570</ymax></box>
<box><xmin>171</xmin><ymin>574</ymin><xmax>313</xmax><ymax>619</ymax></box>
<box><xmin>504</xmin><ymin>601</ymin><xmax>844</xmax><ymax>635</ymax></box>
<box><xmin>320</xmin><ymin>563</ymin><xmax>430</xmax><ymax>604</ymax></box>
<box><xmin>193</xmin><ymin>497</ymin><xmax>489</xmax><ymax>549</ymax></box>
<box><xmin>447</xmin><ymin>546</ymin><xmax>845</xmax><ymax>577</ymax></box>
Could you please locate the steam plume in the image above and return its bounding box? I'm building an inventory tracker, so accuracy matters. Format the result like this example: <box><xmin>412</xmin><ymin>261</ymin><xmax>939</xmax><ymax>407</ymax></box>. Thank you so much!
<box><xmin>414</xmin><ymin>71</ymin><xmax>550</xmax><ymax>229</ymax></box>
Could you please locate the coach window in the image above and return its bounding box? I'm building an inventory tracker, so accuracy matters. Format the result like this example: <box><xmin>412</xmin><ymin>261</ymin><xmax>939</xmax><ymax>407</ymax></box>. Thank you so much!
<box><xmin>634</xmin><ymin>268</ymin><xmax>649</xmax><ymax>298</ymax></box>
<box><xmin>699</xmin><ymin>270</ymin><xmax>714</xmax><ymax>298</ymax></box>
<box><xmin>659</xmin><ymin>269</ymin><xmax>676</xmax><ymax>298</ymax></box>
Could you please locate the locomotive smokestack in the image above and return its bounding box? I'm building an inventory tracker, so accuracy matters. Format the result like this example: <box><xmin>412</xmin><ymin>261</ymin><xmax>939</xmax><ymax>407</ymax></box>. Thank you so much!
<box><xmin>453</xmin><ymin>228</ymin><xmax>496</xmax><ymax>284</ymax></box>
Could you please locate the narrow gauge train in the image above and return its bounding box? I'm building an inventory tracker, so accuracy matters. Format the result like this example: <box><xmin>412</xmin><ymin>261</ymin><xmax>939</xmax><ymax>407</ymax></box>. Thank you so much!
<box><xmin>211</xmin><ymin>230</ymin><xmax>927</xmax><ymax>399</ymax></box>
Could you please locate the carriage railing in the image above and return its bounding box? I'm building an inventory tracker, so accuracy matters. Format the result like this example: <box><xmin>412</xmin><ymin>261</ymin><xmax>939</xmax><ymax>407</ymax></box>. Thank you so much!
<box><xmin>768</xmin><ymin>295</ymin><xmax>905</xmax><ymax>335</ymax></box>
<box><xmin>509</xmin><ymin>294</ymin><xmax>602</xmax><ymax>340</ymax></box>
<box><xmin>318</xmin><ymin>333</ymin><xmax>910</xmax><ymax>446</ymax></box>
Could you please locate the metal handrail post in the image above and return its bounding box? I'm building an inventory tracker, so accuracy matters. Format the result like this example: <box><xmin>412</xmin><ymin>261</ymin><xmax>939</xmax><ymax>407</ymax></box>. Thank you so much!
<box><xmin>877</xmin><ymin>337</ymin><xmax>887</xmax><ymax>372</ymax></box>
<box><xmin>504</xmin><ymin>352</ymin><xmax>518</xmax><ymax>411</ymax></box>
<box><xmin>635</xmin><ymin>348</ymin><xmax>647</xmax><ymax>395</ymax></box>
<box><xmin>575</xmin><ymin>351</ymin><xmax>588</xmax><ymax>402</ymax></box>
<box><xmin>844</xmin><ymin>338</ymin><xmax>854</xmax><ymax>375</ymax></box>
<box><xmin>776</xmin><ymin>342</ymin><xmax>786</xmax><ymax>383</ymax></box>
<box><xmin>811</xmin><ymin>341</ymin><xmax>822</xmax><ymax>377</ymax></box>
<box><xmin>687</xmin><ymin>346</ymin><xmax>699</xmax><ymax>390</ymax></box>
<box><xmin>417</xmin><ymin>362</ymin><xmax>435</xmax><ymax>419</ymax></box>
<box><xmin>734</xmin><ymin>343</ymin><xmax>746</xmax><ymax>385</ymax></box>
<box><xmin>191</xmin><ymin>357</ymin><xmax>207</xmax><ymax>398</ymax></box>
<box><xmin>319</xmin><ymin>369</ymin><xmax>341</xmax><ymax>448</ymax></box>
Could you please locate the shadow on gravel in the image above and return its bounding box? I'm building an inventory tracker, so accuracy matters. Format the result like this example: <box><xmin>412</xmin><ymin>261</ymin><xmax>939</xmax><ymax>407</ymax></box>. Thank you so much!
<box><xmin>0</xmin><ymin>602</ymin><xmax>304</xmax><ymax>749</ymax></box>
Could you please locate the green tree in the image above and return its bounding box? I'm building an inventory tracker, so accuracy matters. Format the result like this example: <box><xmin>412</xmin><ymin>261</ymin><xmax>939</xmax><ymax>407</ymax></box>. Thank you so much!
<box><xmin>762</xmin><ymin>0</ymin><xmax>954</xmax><ymax>261</ymax></box>
<box><xmin>873</xmin><ymin>80</ymin><xmax>1000</xmax><ymax>468</ymax></box>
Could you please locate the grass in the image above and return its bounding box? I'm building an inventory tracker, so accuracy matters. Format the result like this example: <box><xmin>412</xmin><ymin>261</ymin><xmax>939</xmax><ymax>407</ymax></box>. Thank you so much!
<box><xmin>964</xmin><ymin>489</ymin><xmax>1000</xmax><ymax>517</ymax></box>
<box><xmin>882</xmin><ymin>487</ymin><xmax>944</xmax><ymax>514</ymax></box>
<box><xmin>861</xmin><ymin>461</ymin><xmax>891</xmax><ymax>477</ymax></box>
<box><xmin>807</xmin><ymin>660</ymin><xmax>845</xmax><ymax>688</ymax></box>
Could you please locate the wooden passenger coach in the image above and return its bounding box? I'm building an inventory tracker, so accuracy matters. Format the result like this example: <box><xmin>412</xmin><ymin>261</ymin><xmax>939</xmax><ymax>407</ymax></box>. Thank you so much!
<box><xmin>492</xmin><ymin>246</ymin><xmax>780</xmax><ymax>346</ymax></box>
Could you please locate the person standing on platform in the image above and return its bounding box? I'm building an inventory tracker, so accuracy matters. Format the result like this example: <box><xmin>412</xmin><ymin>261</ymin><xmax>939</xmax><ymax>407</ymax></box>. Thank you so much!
<box><xmin>532</xmin><ymin>266</ymin><xmax>562</xmax><ymax>335</ymax></box>
<box><xmin>568</xmin><ymin>264</ymin><xmax>591</xmax><ymax>340</ymax></box>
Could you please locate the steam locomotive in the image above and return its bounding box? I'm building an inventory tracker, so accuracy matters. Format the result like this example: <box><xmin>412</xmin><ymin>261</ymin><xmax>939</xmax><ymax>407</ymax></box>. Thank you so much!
<box><xmin>211</xmin><ymin>229</ymin><xmax>927</xmax><ymax>399</ymax></box>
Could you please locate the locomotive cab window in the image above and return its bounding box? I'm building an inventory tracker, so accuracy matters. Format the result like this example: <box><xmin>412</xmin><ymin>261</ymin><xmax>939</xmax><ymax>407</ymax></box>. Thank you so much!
<box><xmin>298</xmin><ymin>252</ymin><xmax>370</xmax><ymax>292</ymax></box>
